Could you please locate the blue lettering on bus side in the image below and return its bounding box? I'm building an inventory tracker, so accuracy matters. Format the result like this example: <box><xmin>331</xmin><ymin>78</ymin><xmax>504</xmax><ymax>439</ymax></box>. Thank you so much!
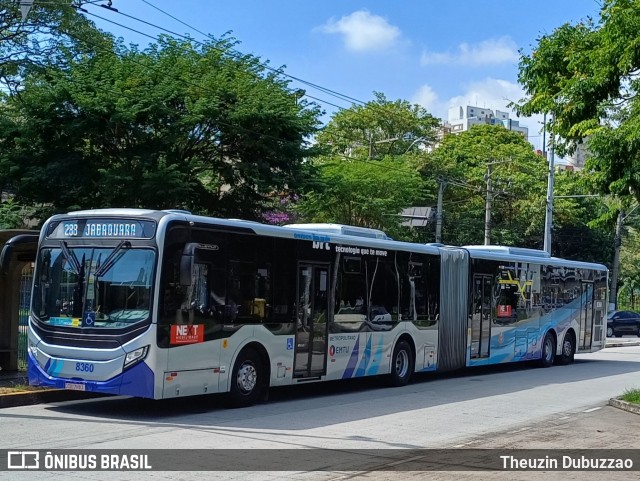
<box><xmin>75</xmin><ymin>362</ymin><xmax>94</xmax><ymax>373</ymax></box>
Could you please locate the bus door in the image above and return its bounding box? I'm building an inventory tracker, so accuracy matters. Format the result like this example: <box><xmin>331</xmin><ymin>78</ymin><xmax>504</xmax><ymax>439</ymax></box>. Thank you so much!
<box><xmin>470</xmin><ymin>274</ymin><xmax>492</xmax><ymax>358</ymax></box>
<box><xmin>579</xmin><ymin>281</ymin><xmax>594</xmax><ymax>350</ymax></box>
<box><xmin>294</xmin><ymin>263</ymin><xmax>329</xmax><ymax>378</ymax></box>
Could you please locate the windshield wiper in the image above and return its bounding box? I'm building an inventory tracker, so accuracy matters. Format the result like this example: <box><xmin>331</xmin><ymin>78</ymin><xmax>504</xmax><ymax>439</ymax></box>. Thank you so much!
<box><xmin>59</xmin><ymin>241</ymin><xmax>81</xmax><ymax>274</ymax></box>
<box><xmin>95</xmin><ymin>240</ymin><xmax>131</xmax><ymax>278</ymax></box>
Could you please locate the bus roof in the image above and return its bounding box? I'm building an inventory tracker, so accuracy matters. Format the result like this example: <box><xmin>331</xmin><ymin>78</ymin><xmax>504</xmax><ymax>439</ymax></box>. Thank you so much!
<box><xmin>283</xmin><ymin>223</ymin><xmax>391</xmax><ymax>240</ymax></box>
<box><xmin>53</xmin><ymin>209</ymin><xmax>607</xmax><ymax>270</ymax></box>
<box><xmin>464</xmin><ymin>245</ymin><xmax>607</xmax><ymax>271</ymax></box>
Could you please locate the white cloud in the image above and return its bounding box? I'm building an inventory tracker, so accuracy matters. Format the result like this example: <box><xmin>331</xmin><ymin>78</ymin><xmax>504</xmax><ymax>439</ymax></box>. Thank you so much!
<box><xmin>411</xmin><ymin>84</ymin><xmax>439</xmax><ymax>113</ymax></box>
<box><xmin>421</xmin><ymin>37</ymin><xmax>519</xmax><ymax>66</ymax></box>
<box><xmin>318</xmin><ymin>10</ymin><xmax>401</xmax><ymax>52</ymax></box>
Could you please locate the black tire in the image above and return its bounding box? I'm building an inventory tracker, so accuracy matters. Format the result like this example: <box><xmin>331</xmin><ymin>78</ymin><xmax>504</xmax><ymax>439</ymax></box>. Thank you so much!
<box><xmin>227</xmin><ymin>348</ymin><xmax>263</xmax><ymax>407</ymax></box>
<box><xmin>539</xmin><ymin>331</ymin><xmax>555</xmax><ymax>368</ymax></box>
<box><xmin>606</xmin><ymin>326</ymin><xmax>613</xmax><ymax>337</ymax></box>
<box><xmin>389</xmin><ymin>340</ymin><xmax>413</xmax><ymax>387</ymax></box>
<box><xmin>557</xmin><ymin>331</ymin><xmax>575</xmax><ymax>365</ymax></box>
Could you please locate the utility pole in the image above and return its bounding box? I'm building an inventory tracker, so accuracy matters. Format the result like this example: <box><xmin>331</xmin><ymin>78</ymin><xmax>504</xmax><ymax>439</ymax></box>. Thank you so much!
<box><xmin>543</xmin><ymin>122</ymin><xmax>555</xmax><ymax>255</ymax></box>
<box><xmin>542</xmin><ymin>112</ymin><xmax>547</xmax><ymax>158</ymax></box>
<box><xmin>368</xmin><ymin>135</ymin><xmax>399</xmax><ymax>159</ymax></box>
<box><xmin>610</xmin><ymin>210</ymin><xmax>624</xmax><ymax>311</ymax></box>
<box><xmin>484</xmin><ymin>163</ymin><xmax>492</xmax><ymax>245</ymax></box>
<box><xmin>435</xmin><ymin>180</ymin><xmax>446</xmax><ymax>243</ymax></box>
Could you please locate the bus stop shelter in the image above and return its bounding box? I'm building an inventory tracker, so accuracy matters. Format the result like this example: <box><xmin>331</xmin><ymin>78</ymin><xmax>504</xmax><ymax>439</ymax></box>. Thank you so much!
<box><xmin>0</xmin><ymin>230</ymin><xmax>38</xmax><ymax>372</ymax></box>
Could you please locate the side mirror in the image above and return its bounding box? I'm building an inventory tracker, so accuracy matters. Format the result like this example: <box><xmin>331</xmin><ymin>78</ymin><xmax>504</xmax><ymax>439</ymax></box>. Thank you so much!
<box><xmin>180</xmin><ymin>243</ymin><xmax>197</xmax><ymax>286</ymax></box>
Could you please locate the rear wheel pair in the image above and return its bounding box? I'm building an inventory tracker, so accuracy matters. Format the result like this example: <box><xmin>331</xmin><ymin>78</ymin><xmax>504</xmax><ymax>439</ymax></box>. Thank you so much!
<box><xmin>539</xmin><ymin>332</ymin><xmax>556</xmax><ymax>367</ymax></box>
<box><xmin>556</xmin><ymin>332</ymin><xmax>575</xmax><ymax>365</ymax></box>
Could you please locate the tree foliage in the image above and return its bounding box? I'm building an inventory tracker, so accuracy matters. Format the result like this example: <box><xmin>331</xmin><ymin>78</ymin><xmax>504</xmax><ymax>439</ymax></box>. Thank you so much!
<box><xmin>296</xmin><ymin>157</ymin><xmax>427</xmax><ymax>238</ymax></box>
<box><xmin>419</xmin><ymin>125</ymin><xmax>612</xmax><ymax>261</ymax></box>
<box><xmin>0</xmin><ymin>34</ymin><xmax>322</xmax><ymax>219</ymax></box>
<box><xmin>0</xmin><ymin>0</ymin><xmax>102</xmax><ymax>92</ymax></box>
<box><xmin>0</xmin><ymin>198</ymin><xmax>34</xmax><ymax>229</ymax></box>
<box><xmin>515</xmin><ymin>0</ymin><xmax>640</xmax><ymax>200</ymax></box>
<box><xmin>300</xmin><ymin>95</ymin><xmax>436</xmax><ymax>237</ymax></box>
<box><xmin>421</xmin><ymin>125</ymin><xmax>548</xmax><ymax>246</ymax></box>
<box><xmin>619</xmin><ymin>226</ymin><xmax>640</xmax><ymax>308</ymax></box>
<box><xmin>317</xmin><ymin>92</ymin><xmax>440</xmax><ymax>159</ymax></box>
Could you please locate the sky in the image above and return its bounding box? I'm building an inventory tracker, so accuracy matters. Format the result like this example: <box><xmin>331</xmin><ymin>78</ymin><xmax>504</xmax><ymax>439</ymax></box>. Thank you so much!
<box><xmin>82</xmin><ymin>0</ymin><xmax>604</xmax><ymax>152</ymax></box>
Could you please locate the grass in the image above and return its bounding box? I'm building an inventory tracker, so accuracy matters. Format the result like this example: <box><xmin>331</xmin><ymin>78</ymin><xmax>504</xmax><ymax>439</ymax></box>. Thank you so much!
<box><xmin>621</xmin><ymin>389</ymin><xmax>640</xmax><ymax>405</ymax></box>
<box><xmin>0</xmin><ymin>384</ymin><xmax>48</xmax><ymax>395</ymax></box>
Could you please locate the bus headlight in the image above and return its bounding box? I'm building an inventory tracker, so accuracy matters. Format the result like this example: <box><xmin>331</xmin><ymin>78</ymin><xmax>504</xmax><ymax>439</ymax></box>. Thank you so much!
<box><xmin>123</xmin><ymin>345</ymin><xmax>149</xmax><ymax>370</ymax></box>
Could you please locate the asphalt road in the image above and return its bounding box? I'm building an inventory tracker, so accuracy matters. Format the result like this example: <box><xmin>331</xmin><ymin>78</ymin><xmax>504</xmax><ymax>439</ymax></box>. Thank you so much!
<box><xmin>1</xmin><ymin>345</ymin><xmax>639</xmax><ymax>480</ymax></box>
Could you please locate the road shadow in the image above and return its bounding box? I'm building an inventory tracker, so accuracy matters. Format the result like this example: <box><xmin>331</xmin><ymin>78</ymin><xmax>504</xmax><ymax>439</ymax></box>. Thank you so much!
<box><xmin>1</xmin><ymin>351</ymin><xmax>637</xmax><ymax>434</ymax></box>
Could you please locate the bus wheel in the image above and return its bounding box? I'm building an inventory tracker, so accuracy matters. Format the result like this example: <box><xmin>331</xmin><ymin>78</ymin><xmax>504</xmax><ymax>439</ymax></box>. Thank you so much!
<box><xmin>389</xmin><ymin>340</ymin><xmax>413</xmax><ymax>387</ymax></box>
<box><xmin>539</xmin><ymin>332</ymin><xmax>555</xmax><ymax>368</ymax></box>
<box><xmin>228</xmin><ymin>348</ymin><xmax>263</xmax><ymax>407</ymax></box>
<box><xmin>557</xmin><ymin>332</ymin><xmax>575</xmax><ymax>365</ymax></box>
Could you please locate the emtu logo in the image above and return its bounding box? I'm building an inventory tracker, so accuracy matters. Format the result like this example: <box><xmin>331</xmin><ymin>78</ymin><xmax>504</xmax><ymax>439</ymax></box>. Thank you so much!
<box><xmin>8</xmin><ymin>451</ymin><xmax>39</xmax><ymax>469</ymax></box>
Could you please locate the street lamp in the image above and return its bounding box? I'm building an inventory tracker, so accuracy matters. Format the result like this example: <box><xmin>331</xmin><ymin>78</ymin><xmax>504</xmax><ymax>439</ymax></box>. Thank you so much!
<box><xmin>404</xmin><ymin>137</ymin><xmax>427</xmax><ymax>154</ymax></box>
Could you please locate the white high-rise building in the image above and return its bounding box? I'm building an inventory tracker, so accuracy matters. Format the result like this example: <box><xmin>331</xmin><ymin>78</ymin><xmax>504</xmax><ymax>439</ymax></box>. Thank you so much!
<box><xmin>446</xmin><ymin>105</ymin><xmax>529</xmax><ymax>140</ymax></box>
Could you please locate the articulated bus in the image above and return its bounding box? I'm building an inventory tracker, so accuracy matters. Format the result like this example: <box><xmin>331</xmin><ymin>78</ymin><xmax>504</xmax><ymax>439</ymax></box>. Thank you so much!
<box><xmin>28</xmin><ymin>209</ymin><xmax>608</xmax><ymax>406</ymax></box>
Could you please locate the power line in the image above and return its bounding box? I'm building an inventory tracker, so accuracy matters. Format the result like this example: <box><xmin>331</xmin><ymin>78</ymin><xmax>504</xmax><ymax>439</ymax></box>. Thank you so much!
<box><xmin>88</xmin><ymin>1</ymin><xmax>365</xmax><ymax>109</ymax></box>
<box><xmin>87</xmin><ymin>0</ymin><xmax>438</xmax><ymax>136</ymax></box>
<box><xmin>82</xmin><ymin>9</ymin><xmax>348</xmax><ymax>111</ymax></box>
<box><xmin>137</xmin><ymin>0</ymin><xmax>369</xmax><ymax>107</ymax></box>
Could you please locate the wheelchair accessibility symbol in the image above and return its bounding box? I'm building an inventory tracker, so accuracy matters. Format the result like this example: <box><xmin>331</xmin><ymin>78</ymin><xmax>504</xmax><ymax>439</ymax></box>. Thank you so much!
<box><xmin>83</xmin><ymin>311</ymin><xmax>96</xmax><ymax>327</ymax></box>
<box><xmin>286</xmin><ymin>338</ymin><xmax>294</xmax><ymax>350</ymax></box>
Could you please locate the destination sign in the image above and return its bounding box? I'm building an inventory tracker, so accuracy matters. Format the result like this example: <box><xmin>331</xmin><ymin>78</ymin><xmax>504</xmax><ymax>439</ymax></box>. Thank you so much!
<box><xmin>48</xmin><ymin>219</ymin><xmax>156</xmax><ymax>239</ymax></box>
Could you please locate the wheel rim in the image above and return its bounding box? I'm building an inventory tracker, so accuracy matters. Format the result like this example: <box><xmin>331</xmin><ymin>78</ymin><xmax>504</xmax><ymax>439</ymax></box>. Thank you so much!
<box><xmin>544</xmin><ymin>338</ymin><xmax>553</xmax><ymax>362</ymax></box>
<box><xmin>395</xmin><ymin>349</ymin><xmax>409</xmax><ymax>378</ymax></box>
<box><xmin>607</xmin><ymin>327</ymin><xmax>613</xmax><ymax>337</ymax></box>
<box><xmin>236</xmin><ymin>362</ymin><xmax>257</xmax><ymax>394</ymax></box>
<box><xmin>563</xmin><ymin>339</ymin><xmax>572</xmax><ymax>357</ymax></box>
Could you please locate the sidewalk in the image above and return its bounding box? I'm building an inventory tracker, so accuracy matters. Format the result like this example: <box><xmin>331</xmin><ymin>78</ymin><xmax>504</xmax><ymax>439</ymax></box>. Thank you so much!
<box><xmin>335</xmin><ymin>404</ymin><xmax>640</xmax><ymax>480</ymax></box>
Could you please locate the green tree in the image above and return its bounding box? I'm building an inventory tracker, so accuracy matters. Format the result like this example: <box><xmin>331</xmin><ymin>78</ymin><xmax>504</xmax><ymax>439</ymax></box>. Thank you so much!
<box><xmin>0</xmin><ymin>36</ymin><xmax>322</xmax><ymax>218</ymax></box>
<box><xmin>515</xmin><ymin>0</ymin><xmax>640</xmax><ymax>200</ymax></box>
<box><xmin>296</xmin><ymin>157</ymin><xmax>427</xmax><ymax>238</ymax></box>
<box><xmin>317</xmin><ymin>92</ymin><xmax>440</xmax><ymax>159</ymax></box>
<box><xmin>0</xmin><ymin>198</ymin><xmax>34</xmax><ymax>229</ymax></box>
<box><xmin>0</xmin><ymin>0</ymin><xmax>104</xmax><ymax>92</ymax></box>
<box><xmin>300</xmin><ymin>95</ymin><xmax>438</xmax><ymax>238</ymax></box>
<box><xmin>618</xmin><ymin>226</ymin><xmax>640</xmax><ymax>308</ymax></box>
<box><xmin>422</xmin><ymin>125</ymin><xmax>549</xmax><ymax>247</ymax></box>
<box><xmin>419</xmin><ymin>124</ymin><xmax>611</xmax><ymax>261</ymax></box>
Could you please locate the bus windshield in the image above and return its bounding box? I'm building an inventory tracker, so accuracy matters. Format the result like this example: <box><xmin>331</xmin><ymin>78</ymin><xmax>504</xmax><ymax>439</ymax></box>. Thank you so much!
<box><xmin>32</xmin><ymin>245</ymin><xmax>155</xmax><ymax>329</ymax></box>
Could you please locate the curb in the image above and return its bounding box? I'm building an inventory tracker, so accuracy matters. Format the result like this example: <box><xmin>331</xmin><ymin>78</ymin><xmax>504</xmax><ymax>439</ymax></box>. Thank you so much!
<box><xmin>0</xmin><ymin>389</ymin><xmax>104</xmax><ymax>409</ymax></box>
<box><xmin>605</xmin><ymin>341</ymin><xmax>640</xmax><ymax>348</ymax></box>
<box><xmin>609</xmin><ymin>397</ymin><xmax>640</xmax><ymax>415</ymax></box>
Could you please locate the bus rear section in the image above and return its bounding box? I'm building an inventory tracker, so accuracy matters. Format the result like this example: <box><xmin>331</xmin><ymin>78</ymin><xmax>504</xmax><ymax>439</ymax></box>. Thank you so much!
<box><xmin>464</xmin><ymin>246</ymin><xmax>607</xmax><ymax>369</ymax></box>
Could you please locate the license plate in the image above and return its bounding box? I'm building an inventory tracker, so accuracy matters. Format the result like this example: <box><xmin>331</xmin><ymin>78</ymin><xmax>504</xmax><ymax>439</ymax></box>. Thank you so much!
<box><xmin>64</xmin><ymin>382</ymin><xmax>86</xmax><ymax>391</ymax></box>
